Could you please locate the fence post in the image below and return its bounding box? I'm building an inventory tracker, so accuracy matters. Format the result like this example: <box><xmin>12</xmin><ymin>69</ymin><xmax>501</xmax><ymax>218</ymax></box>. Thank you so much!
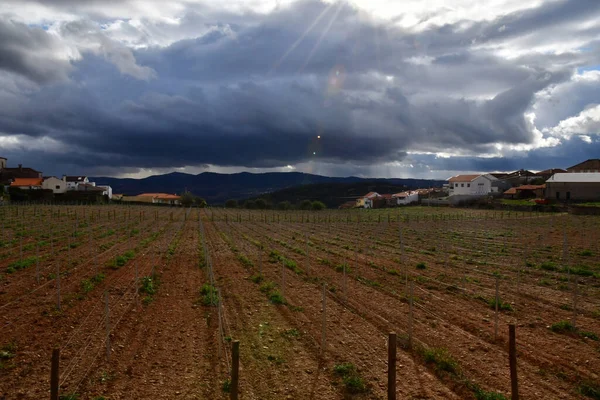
<box><xmin>231</xmin><ymin>340</ymin><xmax>240</xmax><ymax>400</ymax></box>
<box><xmin>388</xmin><ymin>332</ymin><xmax>397</xmax><ymax>400</ymax></box>
<box><xmin>495</xmin><ymin>276</ymin><xmax>499</xmax><ymax>341</ymax></box>
<box><xmin>281</xmin><ymin>258</ymin><xmax>285</xmax><ymax>299</ymax></box>
<box><xmin>509</xmin><ymin>324</ymin><xmax>519</xmax><ymax>400</ymax></box>
<box><xmin>573</xmin><ymin>278</ymin><xmax>578</xmax><ymax>329</ymax></box>
<box><xmin>104</xmin><ymin>291</ymin><xmax>111</xmax><ymax>361</ymax></box>
<box><xmin>321</xmin><ymin>284</ymin><xmax>327</xmax><ymax>356</ymax></box>
<box><xmin>50</xmin><ymin>348</ymin><xmax>60</xmax><ymax>400</ymax></box>
<box><xmin>36</xmin><ymin>243</ymin><xmax>40</xmax><ymax>283</ymax></box>
<box><xmin>56</xmin><ymin>262</ymin><xmax>61</xmax><ymax>311</ymax></box>
<box><xmin>408</xmin><ymin>281</ymin><xmax>413</xmax><ymax>349</ymax></box>
<box><xmin>218</xmin><ymin>288</ymin><xmax>223</xmax><ymax>359</ymax></box>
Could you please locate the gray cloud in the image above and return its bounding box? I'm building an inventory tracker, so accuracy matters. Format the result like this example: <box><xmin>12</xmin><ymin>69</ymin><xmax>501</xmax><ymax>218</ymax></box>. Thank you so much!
<box><xmin>0</xmin><ymin>19</ymin><xmax>72</xmax><ymax>83</ymax></box>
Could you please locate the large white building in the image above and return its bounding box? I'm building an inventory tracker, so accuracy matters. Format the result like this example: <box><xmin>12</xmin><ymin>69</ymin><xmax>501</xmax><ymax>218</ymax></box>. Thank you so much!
<box><xmin>42</xmin><ymin>176</ymin><xmax>67</xmax><ymax>194</ymax></box>
<box><xmin>448</xmin><ymin>174</ymin><xmax>499</xmax><ymax>196</ymax></box>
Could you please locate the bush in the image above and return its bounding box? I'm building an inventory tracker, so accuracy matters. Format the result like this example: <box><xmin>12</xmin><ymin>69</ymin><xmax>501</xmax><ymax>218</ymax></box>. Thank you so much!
<box><xmin>6</xmin><ymin>256</ymin><xmax>38</xmax><ymax>273</ymax></box>
<box><xmin>423</xmin><ymin>347</ymin><xmax>458</xmax><ymax>374</ymax></box>
<box><xmin>311</xmin><ymin>201</ymin><xmax>326</xmax><ymax>210</ymax></box>
<box><xmin>200</xmin><ymin>284</ymin><xmax>218</xmax><ymax>306</ymax></box>
<box><xmin>333</xmin><ymin>363</ymin><xmax>368</xmax><ymax>394</ymax></box>
<box><xmin>225</xmin><ymin>199</ymin><xmax>238</xmax><ymax>208</ymax></box>
<box><xmin>416</xmin><ymin>262</ymin><xmax>426</xmax><ymax>270</ymax></box>
<box><xmin>487</xmin><ymin>298</ymin><xmax>513</xmax><ymax>312</ymax></box>
<box><xmin>268</xmin><ymin>290</ymin><xmax>285</xmax><ymax>304</ymax></box>
<box><xmin>250</xmin><ymin>273</ymin><xmax>263</xmax><ymax>284</ymax></box>
<box><xmin>550</xmin><ymin>320</ymin><xmax>575</xmax><ymax>333</ymax></box>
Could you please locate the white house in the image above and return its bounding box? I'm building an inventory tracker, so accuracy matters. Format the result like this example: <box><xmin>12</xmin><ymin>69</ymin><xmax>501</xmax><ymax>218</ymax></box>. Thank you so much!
<box><xmin>96</xmin><ymin>185</ymin><xmax>113</xmax><ymax>199</ymax></box>
<box><xmin>42</xmin><ymin>176</ymin><xmax>67</xmax><ymax>194</ymax></box>
<box><xmin>356</xmin><ymin>192</ymin><xmax>380</xmax><ymax>208</ymax></box>
<box><xmin>392</xmin><ymin>191</ymin><xmax>419</xmax><ymax>205</ymax></box>
<box><xmin>64</xmin><ymin>175</ymin><xmax>90</xmax><ymax>190</ymax></box>
<box><xmin>448</xmin><ymin>174</ymin><xmax>499</xmax><ymax>196</ymax></box>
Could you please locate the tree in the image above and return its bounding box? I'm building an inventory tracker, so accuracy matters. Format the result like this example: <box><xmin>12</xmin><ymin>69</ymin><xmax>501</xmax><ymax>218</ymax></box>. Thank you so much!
<box><xmin>194</xmin><ymin>197</ymin><xmax>207</xmax><ymax>208</ymax></box>
<box><xmin>243</xmin><ymin>199</ymin><xmax>256</xmax><ymax>209</ymax></box>
<box><xmin>180</xmin><ymin>191</ymin><xmax>195</xmax><ymax>207</ymax></box>
<box><xmin>311</xmin><ymin>200</ymin><xmax>326</xmax><ymax>210</ymax></box>
<box><xmin>299</xmin><ymin>199</ymin><xmax>312</xmax><ymax>210</ymax></box>
<box><xmin>277</xmin><ymin>201</ymin><xmax>291</xmax><ymax>210</ymax></box>
<box><xmin>225</xmin><ymin>199</ymin><xmax>238</xmax><ymax>208</ymax></box>
<box><xmin>255</xmin><ymin>198</ymin><xmax>267</xmax><ymax>209</ymax></box>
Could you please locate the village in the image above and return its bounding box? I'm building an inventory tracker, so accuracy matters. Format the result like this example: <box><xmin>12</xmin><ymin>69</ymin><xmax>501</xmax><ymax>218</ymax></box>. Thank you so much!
<box><xmin>348</xmin><ymin>159</ymin><xmax>600</xmax><ymax>208</ymax></box>
<box><xmin>0</xmin><ymin>156</ymin><xmax>181</xmax><ymax>205</ymax></box>
<box><xmin>2</xmin><ymin>156</ymin><xmax>600</xmax><ymax>209</ymax></box>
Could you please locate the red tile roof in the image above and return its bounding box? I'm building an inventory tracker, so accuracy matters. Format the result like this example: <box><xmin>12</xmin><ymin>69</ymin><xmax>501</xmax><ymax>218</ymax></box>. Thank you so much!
<box><xmin>10</xmin><ymin>178</ymin><xmax>43</xmax><ymax>186</ymax></box>
<box><xmin>516</xmin><ymin>184</ymin><xmax>545</xmax><ymax>190</ymax></box>
<box><xmin>448</xmin><ymin>174</ymin><xmax>480</xmax><ymax>183</ymax></box>
<box><xmin>139</xmin><ymin>193</ymin><xmax>181</xmax><ymax>199</ymax></box>
<box><xmin>504</xmin><ymin>187</ymin><xmax>517</xmax><ymax>195</ymax></box>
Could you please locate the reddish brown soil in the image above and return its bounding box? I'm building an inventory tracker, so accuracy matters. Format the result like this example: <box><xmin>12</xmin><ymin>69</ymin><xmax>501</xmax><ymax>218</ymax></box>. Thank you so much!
<box><xmin>1</xmin><ymin>207</ymin><xmax>599</xmax><ymax>399</ymax></box>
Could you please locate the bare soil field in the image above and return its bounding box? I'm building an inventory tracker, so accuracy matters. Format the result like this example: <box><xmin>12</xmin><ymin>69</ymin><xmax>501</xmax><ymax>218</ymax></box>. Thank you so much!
<box><xmin>1</xmin><ymin>205</ymin><xmax>599</xmax><ymax>399</ymax></box>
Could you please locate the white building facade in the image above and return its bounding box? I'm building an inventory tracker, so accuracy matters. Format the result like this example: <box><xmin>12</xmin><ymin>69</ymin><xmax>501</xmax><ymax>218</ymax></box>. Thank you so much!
<box><xmin>448</xmin><ymin>174</ymin><xmax>499</xmax><ymax>196</ymax></box>
<box><xmin>42</xmin><ymin>177</ymin><xmax>67</xmax><ymax>194</ymax></box>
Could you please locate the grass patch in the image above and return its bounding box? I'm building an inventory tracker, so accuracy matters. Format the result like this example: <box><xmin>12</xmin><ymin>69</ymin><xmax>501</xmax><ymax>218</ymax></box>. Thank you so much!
<box><xmin>81</xmin><ymin>273</ymin><xmax>105</xmax><ymax>294</ymax></box>
<box><xmin>578</xmin><ymin>380</ymin><xmax>600</xmax><ymax>399</ymax></box>
<box><xmin>6</xmin><ymin>256</ymin><xmax>38</xmax><ymax>274</ymax></box>
<box><xmin>237</xmin><ymin>254</ymin><xmax>254</xmax><ymax>268</ymax></box>
<box><xmin>579</xmin><ymin>249</ymin><xmax>593</xmax><ymax>257</ymax></box>
<box><xmin>268</xmin><ymin>290</ymin><xmax>285</xmax><ymax>305</ymax></box>
<box><xmin>550</xmin><ymin>320</ymin><xmax>575</xmax><ymax>333</ymax></box>
<box><xmin>0</xmin><ymin>341</ymin><xmax>16</xmax><ymax>369</ymax></box>
<box><xmin>422</xmin><ymin>347</ymin><xmax>458</xmax><ymax>374</ymax></box>
<box><xmin>140</xmin><ymin>275</ymin><xmax>159</xmax><ymax>305</ymax></box>
<box><xmin>487</xmin><ymin>298</ymin><xmax>513</xmax><ymax>312</ymax></box>
<box><xmin>108</xmin><ymin>250</ymin><xmax>135</xmax><ymax>269</ymax></box>
<box><xmin>222</xmin><ymin>379</ymin><xmax>231</xmax><ymax>393</ymax></box>
<box><xmin>334</xmin><ymin>263</ymin><xmax>350</xmax><ymax>273</ymax></box>
<box><xmin>200</xmin><ymin>283</ymin><xmax>218</xmax><ymax>306</ymax></box>
<box><xmin>250</xmin><ymin>273</ymin><xmax>263</xmax><ymax>284</ymax></box>
<box><xmin>333</xmin><ymin>362</ymin><xmax>369</xmax><ymax>394</ymax></box>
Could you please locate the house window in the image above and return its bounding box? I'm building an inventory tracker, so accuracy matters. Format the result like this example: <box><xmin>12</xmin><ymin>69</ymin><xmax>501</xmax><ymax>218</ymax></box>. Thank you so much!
<box><xmin>461</xmin><ymin>183</ymin><xmax>464</xmax><ymax>187</ymax></box>
<box><xmin>467</xmin><ymin>183</ymin><xmax>470</xmax><ymax>187</ymax></box>
<box><xmin>56</xmin><ymin>185</ymin><xmax>60</xmax><ymax>189</ymax></box>
<box><xmin>556</xmin><ymin>192</ymin><xmax>560</xmax><ymax>199</ymax></box>
<box><xmin>455</xmin><ymin>183</ymin><xmax>458</xmax><ymax>188</ymax></box>
<box><xmin>566</xmin><ymin>192</ymin><xmax>571</xmax><ymax>200</ymax></box>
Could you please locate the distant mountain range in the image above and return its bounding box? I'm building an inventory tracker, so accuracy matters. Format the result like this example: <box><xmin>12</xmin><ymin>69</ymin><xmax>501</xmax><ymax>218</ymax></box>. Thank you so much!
<box><xmin>91</xmin><ymin>171</ymin><xmax>446</xmax><ymax>204</ymax></box>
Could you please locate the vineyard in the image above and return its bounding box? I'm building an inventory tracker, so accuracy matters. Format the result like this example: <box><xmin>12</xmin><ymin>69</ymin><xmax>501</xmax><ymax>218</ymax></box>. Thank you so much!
<box><xmin>1</xmin><ymin>205</ymin><xmax>599</xmax><ymax>399</ymax></box>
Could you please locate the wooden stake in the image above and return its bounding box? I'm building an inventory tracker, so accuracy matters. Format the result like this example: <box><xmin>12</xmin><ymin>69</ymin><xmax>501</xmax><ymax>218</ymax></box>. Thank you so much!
<box><xmin>509</xmin><ymin>324</ymin><xmax>519</xmax><ymax>400</ymax></box>
<box><xmin>409</xmin><ymin>281</ymin><xmax>413</xmax><ymax>349</ymax></box>
<box><xmin>104</xmin><ymin>291</ymin><xmax>111</xmax><ymax>361</ymax></box>
<box><xmin>494</xmin><ymin>276</ymin><xmax>499</xmax><ymax>341</ymax></box>
<box><xmin>218</xmin><ymin>288</ymin><xmax>223</xmax><ymax>359</ymax></box>
<box><xmin>56</xmin><ymin>262</ymin><xmax>61</xmax><ymax>311</ymax></box>
<box><xmin>281</xmin><ymin>258</ymin><xmax>285</xmax><ymax>299</ymax></box>
<box><xmin>388</xmin><ymin>332</ymin><xmax>397</xmax><ymax>400</ymax></box>
<box><xmin>231</xmin><ymin>340</ymin><xmax>240</xmax><ymax>400</ymax></box>
<box><xmin>321</xmin><ymin>284</ymin><xmax>327</xmax><ymax>355</ymax></box>
<box><xmin>50</xmin><ymin>348</ymin><xmax>59</xmax><ymax>400</ymax></box>
<box><xmin>573</xmin><ymin>278</ymin><xmax>578</xmax><ymax>329</ymax></box>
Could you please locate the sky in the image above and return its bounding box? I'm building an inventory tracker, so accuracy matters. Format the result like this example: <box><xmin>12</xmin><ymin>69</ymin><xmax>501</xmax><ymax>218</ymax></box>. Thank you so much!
<box><xmin>0</xmin><ymin>0</ymin><xmax>599</xmax><ymax>179</ymax></box>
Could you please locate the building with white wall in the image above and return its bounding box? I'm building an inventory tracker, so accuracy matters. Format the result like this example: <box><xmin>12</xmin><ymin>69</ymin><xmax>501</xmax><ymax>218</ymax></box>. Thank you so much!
<box><xmin>392</xmin><ymin>191</ymin><xmax>419</xmax><ymax>205</ymax></box>
<box><xmin>42</xmin><ymin>176</ymin><xmax>67</xmax><ymax>194</ymax></box>
<box><xmin>448</xmin><ymin>174</ymin><xmax>499</xmax><ymax>196</ymax></box>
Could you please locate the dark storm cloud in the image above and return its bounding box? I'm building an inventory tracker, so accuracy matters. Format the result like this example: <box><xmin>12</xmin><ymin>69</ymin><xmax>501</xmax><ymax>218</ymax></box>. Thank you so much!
<box><xmin>0</xmin><ymin>0</ymin><xmax>599</xmax><ymax>176</ymax></box>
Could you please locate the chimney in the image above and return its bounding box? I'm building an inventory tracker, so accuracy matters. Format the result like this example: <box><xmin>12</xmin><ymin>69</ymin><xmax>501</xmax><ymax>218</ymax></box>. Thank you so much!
<box><xmin>18</xmin><ymin>164</ymin><xmax>22</xmax><ymax>171</ymax></box>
